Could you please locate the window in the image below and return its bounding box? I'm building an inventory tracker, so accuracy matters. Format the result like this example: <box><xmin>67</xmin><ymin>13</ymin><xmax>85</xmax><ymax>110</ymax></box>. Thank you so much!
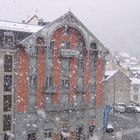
<box><xmin>4</xmin><ymin>134</ymin><xmax>9</xmax><ymax>140</ymax></box>
<box><xmin>61</xmin><ymin>41</ymin><xmax>71</xmax><ymax>49</ymax></box>
<box><xmin>90</xmin><ymin>42</ymin><xmax>97</xmax><ymax>50</ymax></box>
<box><xmin>78</xmin><ymin>60</ymin><xmax>84</xmax><ymax>72</ymax></box>
<box><xmin>36</xmin><ymin>37</ymin><xmax>45</xmax><ymax>45</ymax></box>
<box><xmin>133</xmin><ymin>85</ymin><xmax>139</xmax><ymax>92</ymax></box>
<box><xmin>4</xmin><ymin>75</ymin><xmax>12</xmax><ymax>92</ymax></box>
<box><xmin>29</xmin><ymin>75</ymin><xmax>37</xmax><ymax>86</ymax></box>
<box><xmin>27</xmin><ymin>133</ymin><xmax>36</xmax><ymax>140</ymax></box>
<box><xmin>44</xmin><ymin>132</ymin><xmax>53</xmax><ymax>138</ymax></box>
<box><xmin>3</xmin><ymin>115</ymin><xmax>11</xmax><ymax>131</ymax></box>
<box><xmin>89</xmin><ymin>126</ymin><xmax>95</xmax><ymax>136</ymax></box>
<box><xmin>4</xmin><ymin>55</ymin><xmax>12</xmax><ymax>72</ymax></box>
<box><xmin>61</xmin><ymin>59</ymin><xmax>70</xmax><ymax>73</ymax></box>
<box><xmin>64</xmin><ymin>26</ymin><xmax>71</xmax><ymax>35</ymax></box>
<box><xmin>62</xmin><ymin>78</ymin><xmax>70</xmax><ymax>89</ymax></box>
<box><xmin>76</xmin><ymin>127</ymin><xmax>82</xmax><ymax>140</ymax></box>
<box><xmin>77</xmin><ymin>77</ymin><xmax>84</xmax><ymax>91</ymax></box>
<box><xmin>4</xmin><ymin>33</ymin><xmax>14</xmax><ymax>45</ymax></box>
<box><xmin>29</xmin><ymin>94</ymin><xmax>36</xmax><ymax>112</ymax></box>
<box><xmin>46</xmin><ymin>76</ymin><xmax>53</xmax><ymax>89</ymax></box>
<box><xmin>134</xmin><ymin>95</ymin><xmax>138</xmax><ymax>101</ymax></box>
<box><xmin>3</xmin><ymin>95</ymin><xmax>12</xmax><ymax>112</ymax></box>
<box><xmin>46</xmin><ymin>58</ymin><xmax>53</xmax><ymax>72</ymax></box>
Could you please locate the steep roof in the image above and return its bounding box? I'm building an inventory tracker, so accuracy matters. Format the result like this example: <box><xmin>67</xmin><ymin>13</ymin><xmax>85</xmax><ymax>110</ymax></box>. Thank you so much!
<box><xmin>26</xmin><ymin>15</ymin><xmax>39</xmax><ymax>24</ymax></box>
<box><xmin>19</xmin><ymin>11</ymin><xmax>109</xmax><ymax>54</ymax></box>
<box><xmin>105</xmin><ymin>70</ymin><xmax>131</xmax><ymax>82</ymax></box>
<box><xmin>0</xmin><ymin>20</ymin><xmax>43</xmax><ymax>33</ymax></box>
<box><xmin>105</xmin><ymin>70</ymin><xmax>118</xmax><ymax>80</ymax></box>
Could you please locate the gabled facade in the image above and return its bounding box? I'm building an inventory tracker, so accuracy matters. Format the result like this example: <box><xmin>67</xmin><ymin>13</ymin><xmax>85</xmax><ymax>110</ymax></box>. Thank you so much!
<box><xmin>104</xmin><ymin>70</ymin><xmax>131</xmax><ymax>106</ymax></box>
<box><xmin>14</xmin><ymin>12</ymin><xmax>108</xmax><ymax>140</ymax></box>
<box><xmin>105</xmin><ymin>61</ymin><xmax>134</xmax><ymax>78</ymax></box>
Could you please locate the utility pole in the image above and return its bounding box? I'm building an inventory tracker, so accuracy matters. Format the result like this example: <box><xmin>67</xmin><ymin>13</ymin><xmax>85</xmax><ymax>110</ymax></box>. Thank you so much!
<box><xmin>113</xmin><ymin>75</ymin><xmax>116</xmax><ymax>114</ymax></box>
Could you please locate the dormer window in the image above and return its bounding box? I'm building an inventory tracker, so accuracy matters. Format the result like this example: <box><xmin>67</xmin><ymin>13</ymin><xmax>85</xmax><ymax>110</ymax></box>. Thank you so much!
<box><xmin>90</xmin><ymin>42</ymin><xmax>97</xmax><ymax>50</ymax></box>
<box><xmin>64</xmin><ymin>26</ymin><xmax>71</xmax><ymax>35</ymax></box>
<box><xmin>4</xmin><ymin>32</ymin><xmax>14</xmax><ymax>46</ymax></box>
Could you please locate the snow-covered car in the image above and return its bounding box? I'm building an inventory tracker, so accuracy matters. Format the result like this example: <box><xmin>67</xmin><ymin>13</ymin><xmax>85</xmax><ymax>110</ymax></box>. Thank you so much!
<box><xmin>114</xmin><ymin>103</ymin><xmax>126</xmax><ymax>113</ymax></box>
<box><xmin>125</xmin><ymin>106</ymin><xmax>135</xmax><ymax>113</ymax></box>
<box><xmin>134</xmin><ymin>106</ymin><xmax>140</xmax><ymax>113</ymax></box>
<box><xmin>106</xmin><ymin>124</ymin><xmax>114</xmax><ymax>133</ymax></box>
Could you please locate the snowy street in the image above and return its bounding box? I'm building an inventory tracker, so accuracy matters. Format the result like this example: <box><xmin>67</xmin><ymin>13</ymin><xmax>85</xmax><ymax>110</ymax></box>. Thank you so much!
<box><xmin>104</xmin><ymin>112</ymin><xmax>140</xmax><ymax>140</ymax></box>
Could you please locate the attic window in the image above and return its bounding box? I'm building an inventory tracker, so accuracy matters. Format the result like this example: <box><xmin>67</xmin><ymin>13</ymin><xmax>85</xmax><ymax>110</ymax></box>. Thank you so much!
<box><xmin>90</xmin><ymin>42</ymin><xmax>97</xmax><ymax>50</ymax></box>
<box><xmin>61</xmin><ymin>41</ymin><xmax>71</xmax><ymax>49</ymax></box>
<box><xmin>4</xmin><ymin>32</ymin><xmax>14</xmax><ymax>45</ymax></box>
<box><xmin>64</xmin><ymin>26</ymin><xmax>71</xmax><ymax>35</ymax></box>
<box><xmin>36</xmin><ymin>37</ymin><xmax>45</xmax><ymax>45</ymax></box>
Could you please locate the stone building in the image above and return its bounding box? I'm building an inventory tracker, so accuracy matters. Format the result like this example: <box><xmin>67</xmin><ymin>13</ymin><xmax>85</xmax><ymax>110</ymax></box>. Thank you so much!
<box><xmin>15</xmin><ymin>11</ymin><xmax>109</xmax><ymax>140</ymax></box>
<box><xmin>130</xmin><ymin>78</ymin><xmax>140</xmax><ymax>105</ymax></box>
<box><xmin>105</xmin><ymin>61</ymin><xmax>134</xmax><ymax>78</ymax></box>
<box><xmin>0</xmin><ymin>20</ymin><xmax>43</xmax><ymax>140</ymax></box>
<box><xmin>104</xmin><ymin>70</ymin><xmax>131</xmax><ymax>106</ymax></box>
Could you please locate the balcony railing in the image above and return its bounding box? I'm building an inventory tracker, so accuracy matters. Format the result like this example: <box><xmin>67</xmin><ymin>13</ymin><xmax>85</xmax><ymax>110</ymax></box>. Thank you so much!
<box><xmin>59</xmin><ymin>48</ymin><xmax>79</xmax><ymax>58</ymax></box>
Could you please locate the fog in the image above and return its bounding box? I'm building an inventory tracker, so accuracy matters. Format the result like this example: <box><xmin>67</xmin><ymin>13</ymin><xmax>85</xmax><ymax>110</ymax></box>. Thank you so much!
<box><xmin>0</xmin><ymin>0</ymin><xmax>140</xmax><ymax>57</ymax></box>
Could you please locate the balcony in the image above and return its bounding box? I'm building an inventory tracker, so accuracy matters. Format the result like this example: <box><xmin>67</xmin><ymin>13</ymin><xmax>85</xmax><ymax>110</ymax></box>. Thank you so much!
<box><xmin>59</xmin><ymin>48</ymin><xmax>79</xmax><ymax>58</ymax></box>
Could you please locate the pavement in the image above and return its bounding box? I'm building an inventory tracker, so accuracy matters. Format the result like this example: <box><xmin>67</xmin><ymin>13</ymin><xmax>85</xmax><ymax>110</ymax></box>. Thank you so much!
<box><xmin>103</xmin><ymin>112</ymin><xmax>140</xmax><ymax>140</ymax></box>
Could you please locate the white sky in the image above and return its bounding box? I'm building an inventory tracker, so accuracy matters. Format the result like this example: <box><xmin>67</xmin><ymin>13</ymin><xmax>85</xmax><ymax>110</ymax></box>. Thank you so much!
<box><xmin>0</xmin><ymin>0</ymin><xmax>140</xmax><ymax>56</ymax></box>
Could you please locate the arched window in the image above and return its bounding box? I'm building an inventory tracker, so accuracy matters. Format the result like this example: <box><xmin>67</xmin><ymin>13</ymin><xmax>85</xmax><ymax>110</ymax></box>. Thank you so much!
<box><xmin>36</xmin><ymin>37</ymin><xmax>45</xmax><ymax>45</ymax></box>
<box><xmin>90</xmin><ymin>42</ymin><xmax>97</xmax><ymax>50</ymax></box>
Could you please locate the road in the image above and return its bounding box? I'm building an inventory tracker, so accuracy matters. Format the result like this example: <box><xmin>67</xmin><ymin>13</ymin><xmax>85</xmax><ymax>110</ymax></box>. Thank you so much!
<box><xmin>103</xmin><ymin>112</ymin><xmax>140</xmax><ymax>140</ymax></box>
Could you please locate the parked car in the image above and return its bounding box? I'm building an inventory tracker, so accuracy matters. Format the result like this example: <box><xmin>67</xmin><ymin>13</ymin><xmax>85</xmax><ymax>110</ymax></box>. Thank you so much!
<box><xmin>106</xmin><ymin>123</ymin><xmax>114</xmax><ymax>133</ymax></box>
<box><xmin>125</xmin><ymin>106</ymin><xmax>136</xmax><ymax>113</ymax></box>
<box><xmin>114</xmin><ymin>103</ymin><xmax>126</xmax><ymax>113</ymax></box>
<box><xmin>134</xmin><ymin>106</ymin><xmax>140</xmax><ymax>113</ymax></box>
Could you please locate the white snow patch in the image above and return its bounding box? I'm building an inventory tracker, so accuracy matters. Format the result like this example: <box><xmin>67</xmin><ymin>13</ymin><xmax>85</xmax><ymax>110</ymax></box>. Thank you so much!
<box><xmin>0</xmin><ymin>59</ymin><xmax>3</xmax><ymax>66</ymax></box>
<box><xmin>105</xmin><ymin>70</ymin><xmax>118</xmax><ymax>80</ymax></box>
<box><xmin>37</xmin><ymin>109</ymin><xmax>46</xmax><ymax>118</ymax></box>
<box><xmin>89</xmin><ymin>134</ymin><xmax>100</xmax><ymax>140</ymax></box>
<box><xmin>61</xmin><ymin>131</ymin><xmax>70</xmax><ymax>138</ymax></box>
<box><xmin>130</xmin><ymin>78</ymin><xmax>140</xmax><ymax>84</ymax></box>
<box><xmin>7</xmin><ymin>131</ymin><xmax>14</xmax><ymax>137</ymax></box>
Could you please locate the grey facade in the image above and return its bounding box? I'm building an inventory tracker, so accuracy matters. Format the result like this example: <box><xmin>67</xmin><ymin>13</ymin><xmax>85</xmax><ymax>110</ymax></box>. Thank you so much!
<box><xmin>104</xmin><ymin>70</ymin><xmax>131</xmax><ymax>106</ymax></box>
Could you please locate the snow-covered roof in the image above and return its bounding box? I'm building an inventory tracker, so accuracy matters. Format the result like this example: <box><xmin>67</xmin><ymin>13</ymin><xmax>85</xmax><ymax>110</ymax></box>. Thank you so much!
<box><xmin>105</xmin><ymin>70</ymin><xmax>118</xmax><ymax>80</ymax></box>
<box><xmin>130</xmin><ymin>66</ymin><xmax>140</xmax><ymax>71</ymax></box>
<box><xmin>130</xmin><ymin>78</ymin><xmax>140</xmax><ymax>84</ymax></box>
<box><xmin>0</xmin><ymin>20</ymin><xmax>43</xmax><ymax>33</ymax></box>
<box><xmin>119</xmin><ymin>52</ymin><xmax>130</xmax><ymax>58</ymax></box>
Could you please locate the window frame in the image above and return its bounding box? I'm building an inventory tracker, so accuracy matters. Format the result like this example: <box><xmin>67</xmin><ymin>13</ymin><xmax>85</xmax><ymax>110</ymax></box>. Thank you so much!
<box><xmin>3</xmin><ymin>95</ymin><xmax>12</xmax><ymax>112</ymax></box>
<box><xmin>4</xmin><ymin>55</ymin><xmax>13</xmax><ymax>72</ymax></box>
<box><xmin>4</xmin><ymin>75</ymin><xmax>12</xmax><ymax>92</ymax></box>
<box><xmin>3</xmin><ymin>114</ymin><xmax>12</xmax><ymax>131</ymax></box>
<box><xmin>4</xmin><ymin>32</ymin><xmax>14</xmax><ymax>46</ymax></box>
